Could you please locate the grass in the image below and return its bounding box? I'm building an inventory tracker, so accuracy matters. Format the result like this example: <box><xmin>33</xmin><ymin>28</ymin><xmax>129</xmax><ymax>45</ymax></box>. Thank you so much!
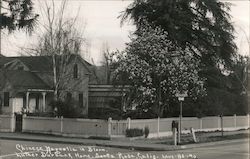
<box><xmin>158</xmin><ymin>131</ymin><xmax>249</xmax><ymax>145</ymax></box>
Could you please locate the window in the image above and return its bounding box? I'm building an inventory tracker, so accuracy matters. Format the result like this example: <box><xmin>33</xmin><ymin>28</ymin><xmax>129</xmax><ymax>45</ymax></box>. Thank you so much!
<box><xmin>17</xmin><ymin>66</ymin><xmax>24</xmax><ymax>70</ymax></box>
<box><xmin>66</xmin><ymin>92</ymin><xmax>72</xmax><ymax>102</ymax></box>
<box><xmin>73</xmin><ymin>64</ymin><xmax>78</xmax><ymax>78</ymax></box>
<box><xmin>79</xmin><ymin>93</ymin><xmax>83</xmax><ymax>108</ymax></box>
<box><xmin>35</xmin><ymin>95</ymin><xmax>39</xmax><ymax>110</ymax></box>
<box><xmin>4</xmin><ymin>92</ymin><xmax>9</xmax><ymax>107</ymax></box>
<box><xmin>23</xmin><ymin>95</ymin><xmax>26</xmax><ymax>108</ymax></box>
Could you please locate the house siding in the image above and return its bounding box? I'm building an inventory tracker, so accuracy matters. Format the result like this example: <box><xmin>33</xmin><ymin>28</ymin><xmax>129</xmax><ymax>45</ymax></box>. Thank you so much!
<box><xmin>61</xmin><ymin>57</ymin><xmax>89</xmax><ymax>116</ymax></box>
<box><xmin>0</xmin><ymin>55</ymin><xmax>93</xmax><ymax>117</ymax></box>
<box><xmin>0</xmin><ymin>80</ymin><xmax>14</xmax><ymax>114</ymax></box>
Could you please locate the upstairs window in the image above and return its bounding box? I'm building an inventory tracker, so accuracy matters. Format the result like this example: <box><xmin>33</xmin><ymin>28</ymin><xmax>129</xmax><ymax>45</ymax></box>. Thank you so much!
<box><xmin>73</xmin><ymin>64</ymin><xmax>78</xmax><ymax>78</ymax></box>
<box><xmin>4</xmin><ymin>92</ymin><xmax>9</xmax><ymax>107</ymax></box>
<box><xmin>66</xmin><ymin>92</ymin><xmax>72</xmax><ymax>101</ymax></box>
<box><xmin>17</xmin><ymin>66</ymin><xmax>24</xmax><ymax>70</ymax></box>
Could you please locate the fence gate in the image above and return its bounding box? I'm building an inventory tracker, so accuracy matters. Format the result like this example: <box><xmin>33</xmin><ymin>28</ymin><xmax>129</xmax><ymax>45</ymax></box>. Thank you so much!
<box><xmin>111</xmin><ymin>120</ymin><xmax>127</xmax><ymax>136</ymax></box>
<box><xmin>15</xmin><ymin>114</ymin><xmax>23</xmax><ymax>132</ymax></box>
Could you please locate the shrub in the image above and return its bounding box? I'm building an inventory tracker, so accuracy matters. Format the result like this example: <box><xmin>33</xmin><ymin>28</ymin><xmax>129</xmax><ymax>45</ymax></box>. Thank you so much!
<box><xmin>144</xmin><ymin>126</ymin><xmax>149</xmax><ymax>138</ymax></box>
<box><xmin>88</xmin><ymin>107</ymin><xmax>122</xmax><ymax>120</ymax></box>
<box><xmin>125</xmin><ymin>128</ymin><xmax>144</xmax><ymax>137</ymax></box>
<box><xmin>49</xmin><ymin>99</ymin><xmax>81</xmax><ymax>118</ymax></box>
<box><xmin>27</xmin><ymin>112</ymin><xmax>54</xmax><ymax>117</ymax></box>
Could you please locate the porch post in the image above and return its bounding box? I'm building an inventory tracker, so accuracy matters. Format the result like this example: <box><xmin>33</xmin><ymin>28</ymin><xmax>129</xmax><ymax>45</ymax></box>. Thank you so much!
<box><xmin>26</xmin><ymin>92</ymin><xmax>30</xmax><ymax>112</ymax></box>
<box><xmin>42</xmin><ymin>92</ymin><xmax>46</xmax><ymax>112</ymax></box>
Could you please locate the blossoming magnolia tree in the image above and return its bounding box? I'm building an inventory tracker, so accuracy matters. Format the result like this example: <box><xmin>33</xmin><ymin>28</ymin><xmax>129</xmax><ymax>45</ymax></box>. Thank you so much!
<box><xmin>114</xmin><ymin>21</ymin><xmax>206</xmax><ymax>117</ymax></box>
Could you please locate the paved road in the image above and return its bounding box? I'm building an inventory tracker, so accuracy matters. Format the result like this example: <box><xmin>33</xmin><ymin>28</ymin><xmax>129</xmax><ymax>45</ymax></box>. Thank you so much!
<box><xmin>0</xmin><ymin>139</ymin><xmax>249</xmax><ymax>159</ymax></box>
<box><xmin>181</xmin><ymin>139</ymin><xmax>249</xmax><ymax>159</ymax></box>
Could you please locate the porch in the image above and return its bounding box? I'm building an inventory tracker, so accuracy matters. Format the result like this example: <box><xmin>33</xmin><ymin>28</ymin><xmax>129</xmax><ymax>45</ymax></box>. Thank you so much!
<box><xmin>12</xmin><ymin>89</ymin><xmax>54</xmax><ymax>114</ymax></box>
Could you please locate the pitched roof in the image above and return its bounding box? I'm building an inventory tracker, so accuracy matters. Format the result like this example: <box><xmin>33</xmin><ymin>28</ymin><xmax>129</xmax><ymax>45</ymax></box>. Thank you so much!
<box><xmin>0</xmin><ymin>56</ymin><xmax>53</xmax><ymax>72</ymax></box>
<box><xmin>16</xmin><ymin>56</ymin><xmax>53</xmax><ymax>72</ymax></box>
<box><xmin>0</xmin><ymin>70</ymin><xmax>51</xmax><ymax>90</ymax></box>
<box><xmin>0</xmin><ymin>55</ymin><xmax>96</xmax><ymax>90</ymax></box>
<box><xmin>0</xmin><ymin>54</ymin><xmax>91</xmax><ymax>72</ymax></box>
<box><xmin>0</xmin><ymin>57</ymin><xmax>13</xmax><ymax>68</ymax></box>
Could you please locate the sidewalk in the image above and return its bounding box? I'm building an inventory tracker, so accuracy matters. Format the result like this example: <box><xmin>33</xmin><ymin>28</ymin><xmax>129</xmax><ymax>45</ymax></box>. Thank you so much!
<box><xmin>0</xmin><ymin>129</ymin><xmax>249</xmax><ymax>151</ymax></box>
<box><xmin>0</xmin><ymin>132</ymin><xmax>178</xmax><ymax>151</ymax></box>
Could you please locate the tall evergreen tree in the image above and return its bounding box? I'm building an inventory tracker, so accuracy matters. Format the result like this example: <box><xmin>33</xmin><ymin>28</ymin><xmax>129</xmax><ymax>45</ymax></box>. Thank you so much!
<box><xmin>121</xmin><ymin>0</ymin><xmax>237</xmax><ymax>68</ymax></box>
<box><xmin>119</xmin><ymin>0</ymin><xmax>246</xmax><ymax>117</ymax></box>
<box><xmin>0</xmin><ymin>0</ymin><xmax>38</xmax><ymax>33</ymax></box>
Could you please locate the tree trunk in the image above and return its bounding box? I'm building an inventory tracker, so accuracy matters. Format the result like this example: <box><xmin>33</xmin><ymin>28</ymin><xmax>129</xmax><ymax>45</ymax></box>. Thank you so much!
<box><xmin>52</xmin><ymin>54</ymin><xmax>58</xmax><ymax>100</ymax></box>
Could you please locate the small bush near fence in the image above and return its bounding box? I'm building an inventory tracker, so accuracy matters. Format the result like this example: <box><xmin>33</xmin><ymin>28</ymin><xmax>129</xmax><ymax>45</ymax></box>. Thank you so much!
<box><xmin>126</xmin><ymin>128</ymin><xmax>144</xmax><ymax>137</ymax></box>
<box><xmin>27</xmin><ymin>112</ymin><xmax>55</xmax><ymax>117</ymax></box>
<box><xmin>49</xmin><ymin>99</ymin><xmax>82</xmax><ymax>118</ymax></box>
<box><xmin>144</xmin><ymin>126</ymin><xmax>149</xmax><ymax>138</ymax></box>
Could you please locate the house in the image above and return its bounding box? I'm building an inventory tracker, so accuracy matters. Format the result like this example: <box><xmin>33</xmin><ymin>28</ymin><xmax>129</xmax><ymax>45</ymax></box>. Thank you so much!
<box><xmin>0</xmin><ymin>55</ymin><xmax>93</xmax><ymax>117</ymax></box>
<box><xmin>248</xmin><ymin>63</ymin><xmax>250</xmax><ymax>110</ymax></box>
<box><xmin>0</xmin><ymin>54</ymin><xmax>128</xmax><ymax>118</ymax></box>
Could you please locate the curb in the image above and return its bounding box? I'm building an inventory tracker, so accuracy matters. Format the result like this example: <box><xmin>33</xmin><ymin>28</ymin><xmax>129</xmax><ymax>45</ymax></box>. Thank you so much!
<box><xmin>0</xmin><ymin>134</ymin><xmax>249</xmax><ymax>151</ymax></box>
<box><xmin>182</xmin><ymin>138</ymin><xmax>249</xmax><ymax>150</ymax></box>
<box><xmin>0</xmin><ymin>135</ymin><xmax>181</xmax><ymax>151</ymax></box>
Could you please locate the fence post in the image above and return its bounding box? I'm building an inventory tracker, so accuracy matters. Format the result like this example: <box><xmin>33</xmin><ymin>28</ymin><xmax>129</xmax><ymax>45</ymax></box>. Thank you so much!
<box><xmin>108</xmin><ymin>117</ymin><xmax>112</xmax><ymax>137</ymax></box>
<box><xmin>247</xmin><ymin>114</ymin><xmax>249</xmax><ymax>128</ymax></box>
<box><xmin>218</xmin><ymin>116</ymin><xmax>220</xmax><ymax>129</ymax></box>
<box><xmin>60</xmin><ymin>116</ymin><xmax>63</xmax><ymax>134</ymax></box>
<box><xmin>199</xmin><ymin>118</ymin><xmax>203</xmax><ymax>130</ymax></box>
<box><xmin>190</xmin><ymin>127</ymin><xmax>197</xmax><ymax>143</ymax></box>
<box><xmin>127</xmin><ymin>117</ymin><xmax>131</xmax><ymax>129</ymax></box>
<box><xmin>157</xmin><ymin>117</ymin><xmax>160</xmax><ymax>138</ymax></box>
<box><xmin>11</xmin><ymin>114</ymin><xmax>15</xmax><ymax>132</ymax></box>
<box><xmin>234</xmin><ymin>114</ymin><xmax>237</xmax><ymax>128</ymax></box>
<box><xmin>173</xmin><ymin>128</ymin><xmax>177</xmax><ymax>146</ymax></box>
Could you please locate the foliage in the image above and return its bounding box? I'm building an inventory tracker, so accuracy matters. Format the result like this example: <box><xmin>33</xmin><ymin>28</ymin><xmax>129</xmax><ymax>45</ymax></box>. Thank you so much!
<box><xmin>114</xmin><ymin>20</ymin><xmax>205</xmax><ymax>117</ymax></box>
<box><xmin>98</xmin><ymin>42</ymin><xmax>115</xmax><ymax>84</ymax></box>
<box><xmin>144</xmin><ymin>126</ymin><xmax>149</xmax><ymax>138</ymax></box>
<box><xmin>163</xmin><ymin>56</ymin><xmax>248</xmax><ymax>117</ymax></box>
<box><xmin>0</xmin><ymin>0</ymin><xmax>39</xmax><ymax>33</ymax></box>
<box><xmin>88</xmin><ymin>107</ymin><xmax>122</xmax><ymax>120</ymax></box>
<box><xmin>125</xmin><ymin>128</ymin><xmax>144</xmax><ymax>137</ymax></box>
<box><xmin>49</xmin><ymin>98</ymin><xmax>82</xmax><ymax>118</ymax></box>
<box><xmin>25</xmin><ymin>0</ymin><xmax>85</xmax><ymax>57</ymax></box>
<box><xmin>26</xmin><ymin>112</ymin><xmax>55</xmax><ymax>117</ymax></box>
<box><xmin>122</xmin><ymin>106</ymin><xmax>158</xmax><ymax>119</ymax></box>
<box><xmin>121</xmin><ymin>0</ymin><xmax>237</xmax><ymax>68</ymax></box>
<box><xmin>196</xmin><ymin>57</ymin><xmax>248</xmax><ymax>116</ymax></box>
<box><xmin>119</xmin><ymin>0</ymin><xmax>247</xmax><ymax>117</ymax></box>
<box><xmin>22</xmin><ymin>0</ymin><xmax>86</xmax><ymax>100</ymax></box>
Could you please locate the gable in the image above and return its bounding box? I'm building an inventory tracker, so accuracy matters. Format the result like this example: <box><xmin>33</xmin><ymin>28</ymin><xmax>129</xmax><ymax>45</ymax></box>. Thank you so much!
<box><xmin>0</xmin><ymin>55</ymin><xmax>92</xmax><ymax>73</ymax></box>
<box><xmin>18</xmin><ymin>56</ymin><xmax>53</xmax><ymax>72</ymax></box>
<box><xmin>0</xmin><ymin>55</ymin><xmax>94</xmax><ymax>89</ymax></box>
<box><xmin>3</xmin><ymin>59</ymin><xmax>29</xmax><ymax>71</ymax></box>
<box><xmin>71</xmin><ymin>55</ymin><xmax>91</xmax><ymax>75</ymax></box>
<box><xmin>0</xmin><ymin>69</ymin><xmax>51</xmax><ymax>90</ymax></box>
<box><xmin>67</xmin><ymin>54</ymin><xmax>92</xmax><ymax>74</ymax></box>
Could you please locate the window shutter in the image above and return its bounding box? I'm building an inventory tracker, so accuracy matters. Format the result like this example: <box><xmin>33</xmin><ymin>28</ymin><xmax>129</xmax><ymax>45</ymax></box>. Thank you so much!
<box><xmin>79</xmin><ymin>93</ymin><xmax>83</xmax><ymax>108</ymax></box>
<box><xmin>4</xmin><ymin>92</ymin><xmax>10</xmax><ymax>107</ymax></box>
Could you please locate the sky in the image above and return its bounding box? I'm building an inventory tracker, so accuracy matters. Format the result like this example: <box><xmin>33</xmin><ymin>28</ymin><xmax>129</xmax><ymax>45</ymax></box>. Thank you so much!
<box><xmin>1</xmin><ymin>0</ymin><xmax>249</xmax><ymax>65</ymax></box>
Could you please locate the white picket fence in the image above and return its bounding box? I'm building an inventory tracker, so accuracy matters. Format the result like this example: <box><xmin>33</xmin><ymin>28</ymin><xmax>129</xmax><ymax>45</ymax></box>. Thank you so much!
<box><xmin>22</xmin><ymin>116</ymin><xmax>109</xmax><ymax>137</ymax></box>
<box><xmin>0</xmin><ymin>115</ymin><xmax>15</xmax><ymax>132</ymax></box>
<box><xmin>1</xmin><ymin>114</ymin><xmax>249</xmax><ymax>138</ymax></box>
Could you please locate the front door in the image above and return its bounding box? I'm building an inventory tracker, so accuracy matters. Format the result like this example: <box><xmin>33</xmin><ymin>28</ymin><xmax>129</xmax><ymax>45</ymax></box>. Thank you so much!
<box><xmin>15</xmin><ymin>114</ymin><xmax>23</xmax><ymax>132</ymax></box>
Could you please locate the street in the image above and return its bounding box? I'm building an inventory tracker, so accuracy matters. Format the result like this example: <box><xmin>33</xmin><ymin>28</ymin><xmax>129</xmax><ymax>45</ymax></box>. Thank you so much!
<box><xmin>0</xmin><ymin>139</ymin><xmax>249</xmax><ymax>159</ymax></box>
